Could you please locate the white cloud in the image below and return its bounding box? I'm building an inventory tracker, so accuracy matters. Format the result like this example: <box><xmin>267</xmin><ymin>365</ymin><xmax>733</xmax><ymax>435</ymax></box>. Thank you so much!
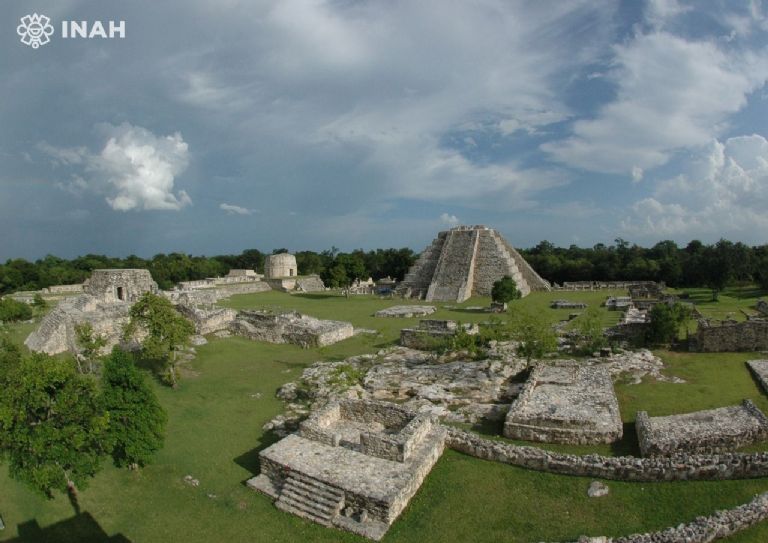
<box><xmin>46</xmin><ymin>124</ymin><xmax>192</xmax><ymax>212</ymax></box>
<box><xmin>622</xmin><ymin>134</ymin><xmax>768</xmax><ymax>241</ymax></box>
<box><xmin>220</xmin><ymin>203</ymin><xmax>254</xmax><ymax>215</ymax></box>
<box><xmin>544</xmin><ymin>29</ymin><xmax>768</xmax><ymax>175</ymax></box>
<box><xmin>631</xmin><ymin>166</ymin><xmax>644</xmax><ymax>183</ymax></box>
<box><xmin>439</xmin><ymin>213</ymin><xmax>460</xmax><ymax>227</ymax></box>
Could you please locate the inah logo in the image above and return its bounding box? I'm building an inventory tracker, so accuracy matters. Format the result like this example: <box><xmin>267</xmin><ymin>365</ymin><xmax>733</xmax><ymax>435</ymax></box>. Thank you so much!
<box><xmin>17</xmin><ymin>13</ymin><xmax>54</xmax><ymax>49</ymax></box>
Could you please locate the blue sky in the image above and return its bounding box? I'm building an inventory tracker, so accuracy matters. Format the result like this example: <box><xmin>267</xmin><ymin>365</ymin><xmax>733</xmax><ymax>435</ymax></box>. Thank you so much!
<box><xmin>1</xmin><ymin>0</ymin><xmax>767</xmax><ymax>259</ymax></box>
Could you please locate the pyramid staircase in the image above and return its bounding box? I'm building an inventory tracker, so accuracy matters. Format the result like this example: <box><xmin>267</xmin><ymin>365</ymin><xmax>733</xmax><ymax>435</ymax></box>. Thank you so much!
<box><xmin>275</xmin><ymin>472</ymin><xmax>345</xmax><ymax>527</ymax></box>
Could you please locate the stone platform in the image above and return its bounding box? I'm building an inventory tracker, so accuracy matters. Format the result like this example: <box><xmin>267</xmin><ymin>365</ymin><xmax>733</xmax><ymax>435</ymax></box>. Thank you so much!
<box><xmin>374</xmin><ymin>305</ymin><xmax>437</xmax><ymax>318</ymax></box>
<box><xmin>231</xmin><ymin>310</ymin><xmax>353</xmax><ymax>348</ymax></box>
<box><xmin>636</xmin><ymin>400</ymin><xmax>768</xmax><ymax>456</ymax></box>
<box><xmin>503</xmin><ymin>362</ymin><xmax>622</xmax><ymax>444</ymax></box>
<box><xmin>248</xmin><ymin>399</ymin><xmax>446</xmax><ymax>540</ymax></box>
<box><xmin>748</xmin><ymin>360</ymin><xmax>768</xmax><ymax>394</ymax></box>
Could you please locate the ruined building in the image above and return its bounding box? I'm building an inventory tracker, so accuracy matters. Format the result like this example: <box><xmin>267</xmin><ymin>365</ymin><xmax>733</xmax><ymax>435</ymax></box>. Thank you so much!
<box><xmin>264</xmin><ymin>253</ymin><xmax>298</xmax><ymax>278</ymax></box>
<box><xmin>398</xmin><ymin>225</ymin><xmax>550</xmax><ymax>302</ymax></box>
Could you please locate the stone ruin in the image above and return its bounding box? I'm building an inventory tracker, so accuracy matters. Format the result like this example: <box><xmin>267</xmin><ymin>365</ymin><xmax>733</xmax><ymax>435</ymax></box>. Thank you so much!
<box><xmin>399</xmin><ymin>319</ymin><xmax>479</xmax><ymax>349</ymax></box>
<box><xmin>503</xmin><ymin>361</ymin><xmax>623</xmax><ymax>444</ymax></box>
<box><xmin>230</xmin><ymin>310</ymin><xmax>354</xmax><ymax>348</ymax></box>
<box><xmin>83</xmin><ymin>269</ymin><xmax>158</xmax><ymax>303</ymax></box>
<box><xmin>374</xmin><ymin>305</ymin><xmax>437</xmax><ymax>318</ymax></box>
<box><xmin>248</xmin><ymin>399</ymin><xmax>446</xmax><ymax>541</ymax></box>
<box><xmin>398</xmin><ymin>225</ymin><xmax>550</xmax><ymax>302</ymax></box>
<box><xmin>690</xmin><ymin>318</ymin><xmax>768</xmax><ymax>352</ymax></box>
<box><xmin>747</xmin><ymin>360</ymin><xmax>768</xmax><ymax>394</ymax></box>
<box><xmin>25</xmin><ymin>269</ymin><xmax>159</xmax><ymax>355</ymax></box>
<box><xmin>757</xmin><ymin>299</ymin><xmax>768</xmax><ymax>317</ymax></box>
<box><xmin>636</xmin><ymin>400</ymin><xmax>768</xmax><ymax>456</ymax></box>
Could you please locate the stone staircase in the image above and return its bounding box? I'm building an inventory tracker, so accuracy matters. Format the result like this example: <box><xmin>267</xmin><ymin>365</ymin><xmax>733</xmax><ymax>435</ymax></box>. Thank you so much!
<box><xmin>426</xmin><ymin>228</ymin><xmax>477</xmax><ymax>302</ymax></box>
<box><xmin>275</xmin><ymin>472</ymin><xmax>345</xmax><ymax>527</ymax></box>
<box><xmin>399</xmin><ymin>233</ymin><xmax>447</xmax><ymax>297</ymax></box>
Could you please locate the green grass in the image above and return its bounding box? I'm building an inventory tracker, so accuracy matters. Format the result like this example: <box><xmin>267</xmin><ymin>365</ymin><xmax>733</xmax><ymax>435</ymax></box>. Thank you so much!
<box><xmin>680</xmin><ymin>285</ymin><xmax>767</xmax><ymax>322</ymax></box>
<box><xmin>2</xmin><ymin>290</ymin><xmax>768</xmax><ymax>542</ymax></box>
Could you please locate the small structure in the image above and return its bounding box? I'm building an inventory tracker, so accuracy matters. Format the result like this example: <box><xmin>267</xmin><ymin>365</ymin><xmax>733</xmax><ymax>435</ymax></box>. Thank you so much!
<box><xmin>264</xmin><ymin>253</ymin><xmax>298</xmax><ymax>278</ymax></box>
<box><xmin>620</xmin><ymin>307</ymin><xmax>649</xmax><ymax>324</ymax></box>
<box><xmin>605</xmin><ymin>296</ymin><xmax>632</xmax><ymax>310</ymax></box>
<box><xmin>551</xmin><ymin>300</ymin><xmax>587</xmax><ymax>309</ymax></box>
<box><xmin>636</xmin><ymin>401</ymin><xmax>768</xmax><ymax>456</ymax></box>
<box><xmin>375</xmin><ymin>277</ymin><xmax>397</xmax><ymax>295</ymax></box>
<box><xmin>757</xmin><ymin>300</ymin><xmax>768</xmax><ymax>317</ymax></box>
<box><xmin>248</xmin><ymin>399</ymin><xmax>446</xmax><ymax>541</ymax></box>
<box><xmin>504</xmin><ymin>362</ymin><xmax>623</xmax><ymax>444</ymax></box>
<box><xmin>83</xmin><ymin>269</ymin><xmax>158</xmax><ymax>303</ymax></box>
<box><xmin>231</xmin><ymin>310</ymin><xmax>354</xmax><ymax>348</ymax></box>
<box><xmin>226</xmin><ymin>269</ymin><xmax>259</xmax><ymax>279</ymax></box>
<box><xmin>374</xmin><ymin>305</ymin><xmax>437</xmax><ymax>318</ymax></box>
<box><xmin>400</xmin><ymin>319</ymin><xmax>479</xmax><ymax>349</ymax></box>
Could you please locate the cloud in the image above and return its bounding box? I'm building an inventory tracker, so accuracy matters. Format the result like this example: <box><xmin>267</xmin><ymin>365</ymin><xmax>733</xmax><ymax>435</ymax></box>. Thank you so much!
<box><xmin>46</xmin><ymin>124</ymin><xmax>192</xmax><ymax>211</ymax></box>
<box><xmin>543</xmin><ymin>26</ymin><xmax>768</xmax><ymax>174</ymax></box>
<box><xmin>439</xmin><ymin>213</ymin><xmax>460</xmax><ymax>227</ymax></box>
<box><xmin>631</xmin><ymin>166</ymin><xmax>644</xmax><ymax>183</ymax></box>
<box><xmin>621</xmin><ymin>134</ymin><xmax>768</xmax><ymax>241</ymax></box>
<box><xmin>220</xmin><ymin>203</ymin><xmax>254</xmax><ymax>215</ymax></box>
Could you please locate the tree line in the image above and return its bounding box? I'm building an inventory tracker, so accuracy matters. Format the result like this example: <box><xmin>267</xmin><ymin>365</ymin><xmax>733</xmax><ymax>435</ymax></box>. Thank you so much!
<box><xmin>2</xmin><ymin>238</ymin><xmax>768</xmax><ymax>295</ymax></box>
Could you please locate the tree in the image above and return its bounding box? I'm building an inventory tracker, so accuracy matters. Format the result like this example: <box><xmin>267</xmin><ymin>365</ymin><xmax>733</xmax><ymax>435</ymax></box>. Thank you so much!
<box><xmin>0</xmin><ymin>354</ymin><xmax>110</xmax><ymax>501</ymax></box>
<box><xmin>102</xmin><ymin>349</ymin><xmax>166</xmax><ymax>468</ymax></box>
<box><xmin>508</xmin><ymin>310</ymin><xmax>558</xmax><ymax>361</ymax></box>
<box><xmin>491</xmin><ymin>275</ymin><xmax>521</xmax><ymax>303</ymax></box>
<box><xmin>124</xmin><ymin>292</ymin><xmax>194</xmax><ymax>388</ymax></box>
<box><xmin>573</xmin><ymin>307</ymin><xmax>607</xmax><ymax>354</ymax></box>
<box><xmin>0</xmin><ymin>336</ymin><xmax>22</xmax><ymax>383</ymax></box>
<box><xmin>32</xmin><ymin>293</ymin><xmax>47</xmax><ymax>310</ymax></box>
<box><xmin>75</xmin><ymin>322</ymin><xmax>107</xmax><ymax>374</ymax></box>
<box><xmin>645</xmin><ymin>303</ymin><xmax>690</xmax><ymax>346</ymax></box>
<box><xmin>0</xmin><ymin>298</ymin><xmax>33</xmax><ymax>322</ymax></box>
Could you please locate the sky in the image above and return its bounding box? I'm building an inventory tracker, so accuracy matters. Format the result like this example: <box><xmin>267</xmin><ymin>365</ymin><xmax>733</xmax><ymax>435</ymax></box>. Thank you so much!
<box><xmin>1</xmin><ymin>0</ymin><xmax>767</xmax><ymax>260</ymax></box>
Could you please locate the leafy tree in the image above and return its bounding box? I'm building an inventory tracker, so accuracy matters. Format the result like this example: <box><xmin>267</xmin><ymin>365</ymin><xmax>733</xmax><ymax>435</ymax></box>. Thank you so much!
<box><xmin>645</xmin><ymin>303</ymin><xmax>690</xmax><ymax>346</ymax></box>
<box><xmin>0</xmin><ymin>336</ymin><xmax>22</xmax><ymax>383</ymax></box>
<box><xmin>75</xmin><ymin>322</ymin><xmax>107</xmax><ymax>374</ymax></box>
<box><xmin>573</xmin><ymin>307</ymin><xmax>607</xmax><ymax>354</ymax></box>
<box><xmin>0</xmin><ymin>354</ymin><xmax>110</xmax><ymax>500</ymax></box>
<box><xmin>102</xmin><ymin>349</ymin><xmax>166</xmax><ymax>468</ymax></box>
<box><xmin>124</xmin><ymin>293</ymin><xmax>194</xmax><ymax>388</ymax></box>
<box><xmin>32</xmin><ymin>293</ymin><xmax>47</xmax><ymax>310</ymax></box>
<box><xmin>508</xmin><ymin>310</ymin><xmax>558</xmax><ymax>361</ymax></box>
<box><xmin>491</xmin><ymin>275</ymin><xmax>521</xmax><ymax>303</ymax></box>
<box><xmin>0</xmin><ymin>298</ymin><xmax>33</xmax><ymax>322</ymax></box>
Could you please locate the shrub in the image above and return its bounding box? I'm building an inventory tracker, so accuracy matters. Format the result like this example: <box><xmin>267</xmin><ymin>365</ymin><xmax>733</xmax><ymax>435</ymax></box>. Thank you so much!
<box><xmin>0</xmin><ymin>298</ymin><xmax>33</xmax><ymax>322</ymax></box>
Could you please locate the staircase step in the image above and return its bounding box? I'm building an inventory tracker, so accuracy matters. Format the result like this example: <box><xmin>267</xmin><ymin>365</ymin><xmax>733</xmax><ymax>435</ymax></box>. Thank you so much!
<box><xmin>275</xmin><ymin>498</ymin><xmax>333</xmax><ymax>526</ymax></box>
<box><xmin>280</xmin><ymin>487</ymin><xmax>339</xmax><ymax>514</ymax></box>
<box><xmin>288</xmin><ymin>472</ymin><xmax>344</xmax><ymax>498</ymax></box>
<box><xmin>283</xmin><ymin>478</ymin><xmax>344</xmax><ymax>506</ymax></box>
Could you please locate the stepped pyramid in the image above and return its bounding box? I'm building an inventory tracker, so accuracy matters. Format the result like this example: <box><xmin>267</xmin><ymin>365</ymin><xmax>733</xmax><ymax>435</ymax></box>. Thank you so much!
<box><xmin>399</xmin><ymin>225</ymin><xmax>550</xmax><ymax>302</ymax></box>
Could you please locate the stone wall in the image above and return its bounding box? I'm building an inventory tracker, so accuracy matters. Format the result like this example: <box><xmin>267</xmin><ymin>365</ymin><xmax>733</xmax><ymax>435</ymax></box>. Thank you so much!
<box><xmin>757</xmin><ymin>299</ymin><xmax>768</xmax><ymax>316</ymax></box>
<box><xmin>400</xmin><ymin>320</ymin><xmax>479</xmax><ymax>349</ymax></box>
<box><xmin>558</xmin><ymin>491</ymin><xmax>768</xmax><ymax>543</ymax></box>
<box><xmin>295</xmin><ymin>275</ymin><xmax>326</xmax><ymax>292</ymax></box>
<box><xmin>691</xmin><ymin>319</ymin><xmax>768</xmax><ymax>352</ymax></box>
<box><xmin>445</xmin><ymin>427</ymin><xmax>768</xmax><ymax>481</ymax></box>
<box><xmin>636</xmin><ymin>400</ymin><xmax>768</xmax><ymax>456</ymax></box>
<box><xmin>42</xmin><ymin>284</ymin><xmax>84</xmax><ymax>294</ymax></box>
<box><xmin>748</xmin><ymin>360</ymin><xmax>768</xmax><ymax>394</ymax></box>
<box><xmin>83</xmin><ymin>269</ymin><xmax>158</xmax><ymax>303</ymax></box>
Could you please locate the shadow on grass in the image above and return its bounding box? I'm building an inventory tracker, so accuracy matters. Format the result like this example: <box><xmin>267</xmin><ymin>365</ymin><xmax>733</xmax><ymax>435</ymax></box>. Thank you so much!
<box><xmin>234</xmin><ymin>429</ymin><xmax>284</xmax><ymax>481</ymax></box>
<box><xmin>6</xmin><ymin>512</ymin><xmax>131</xmax><ymax>543</ymax></box>
<box><xmin>291</xmin><ymin>293</ymin><xmax>342</xmax><ymax>300</ymax></box>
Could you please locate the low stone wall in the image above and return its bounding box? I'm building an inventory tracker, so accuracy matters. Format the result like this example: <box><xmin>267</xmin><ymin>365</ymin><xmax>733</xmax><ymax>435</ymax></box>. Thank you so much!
<box><xmin>757</xmin><ymin>299</ymin><xmax>768</xmax><ymax>316</ymax></box>
<box><xmin>748</xmin><ymin>360</ymin><xmax>768</xmax><ymax>394</ymax></box>
<box><xmin>691</xmin><ymin>319</ymin><xmax>768</xmax><ymax>352</ymax></box>
<box><xmin>42</xmin><ymin>284</ymin><xmax>84</xmax><ymax>294</ymax></box>
<box><xmin>445</xmin><ymin>427</ymin><xmax>768</xmax><ymax>481</ymax></box>
<box><xmin>558</xmin><ymin>491</ymin><xmax>768</xmax><ymax>543</ymax></box>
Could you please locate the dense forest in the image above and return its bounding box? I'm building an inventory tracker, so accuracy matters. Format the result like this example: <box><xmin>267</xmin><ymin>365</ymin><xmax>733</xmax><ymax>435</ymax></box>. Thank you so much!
<box><xmin>1</xmin><ymin>239</ymin><xmax>767</xmax><ymax>295</ymax></box>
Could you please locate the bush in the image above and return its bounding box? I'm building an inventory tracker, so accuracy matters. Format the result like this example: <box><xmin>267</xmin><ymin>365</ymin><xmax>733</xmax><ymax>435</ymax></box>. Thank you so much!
<box><xmin>645</xmin><ymin>303</ymin><xmax>690</xmax><ymax>346</ymax></box>
<box><xmin>0</xmin><ymin>298</ymin><xmax>33</xmax><ymax>322</ymax></box>
<box><xmin>491</xmin><ymin>276</ymin><xmax>521</xmax><ymax>304</ymax></box>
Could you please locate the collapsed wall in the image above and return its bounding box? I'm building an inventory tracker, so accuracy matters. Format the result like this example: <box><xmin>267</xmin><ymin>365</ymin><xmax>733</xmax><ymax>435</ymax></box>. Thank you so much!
<box><xmin>231</xmin><ymin>310</ymin><xmax>354</xmax><ymax>348</ymax></box>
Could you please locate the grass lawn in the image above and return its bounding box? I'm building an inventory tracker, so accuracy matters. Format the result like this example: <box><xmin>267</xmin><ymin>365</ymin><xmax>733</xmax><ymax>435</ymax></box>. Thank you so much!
<box><xmin>2</xmin><ymin>290</ymin><xmax>768</xmax><ymax>542</ymax></box>
<box><xmin>680</xmin><ymin>285</ymin><xmax>767</xmax><ymax>322</ymax></box>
